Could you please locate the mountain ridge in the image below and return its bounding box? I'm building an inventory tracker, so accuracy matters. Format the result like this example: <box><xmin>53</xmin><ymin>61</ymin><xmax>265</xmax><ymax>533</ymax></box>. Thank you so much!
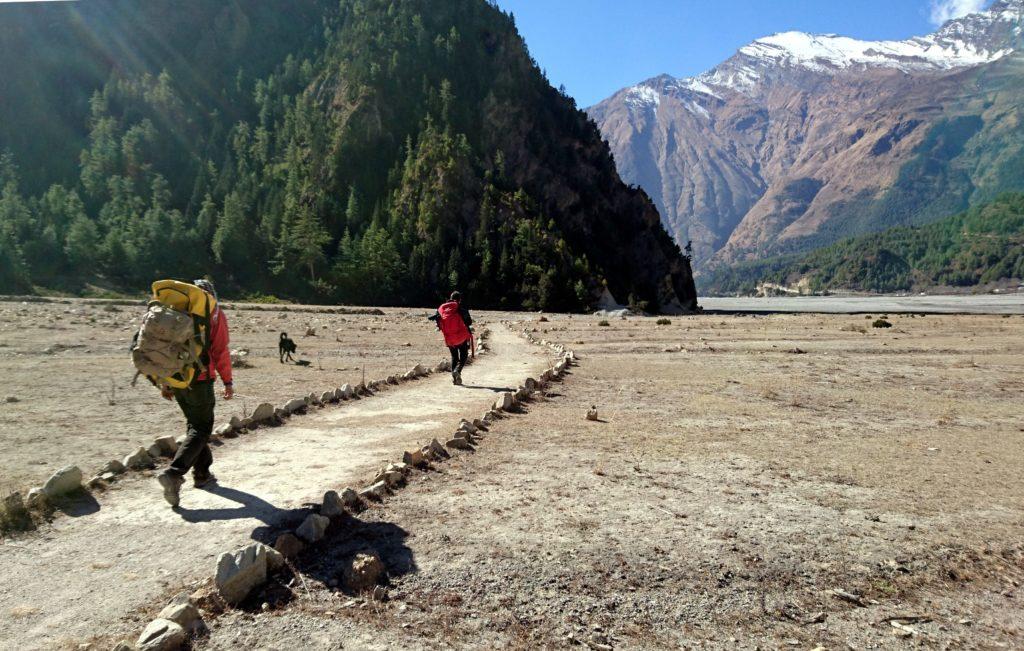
<box><xmin>0</xmin><ymin>0</ymin><xmax>697</xmax><ymax>312</ymax></box>
<box><xmin>588</xmin><ymin>0</ymin><xmax>1024</xmax><ymax>276</ymax></box>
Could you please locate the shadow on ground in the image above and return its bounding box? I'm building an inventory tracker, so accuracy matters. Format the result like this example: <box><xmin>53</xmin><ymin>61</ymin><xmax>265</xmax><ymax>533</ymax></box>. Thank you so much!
<box><xmin>51</xmin><ymin>489</ymin><xmax>101</xmax><ymax>518</ymax></box>
<box><xmin>237</xmin><ymin>509</ymin><xmax>417</xmax><ymax>610</ymax></box>
<box><xmin>175</xmin><ymin>484</ymin><xmax>312</xmax><ymax>529</ymax></box>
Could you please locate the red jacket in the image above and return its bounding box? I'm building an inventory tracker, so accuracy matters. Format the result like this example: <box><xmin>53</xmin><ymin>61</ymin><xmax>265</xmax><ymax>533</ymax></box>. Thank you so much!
<box><xmin>437</xmin><ymin>301</ymin><xmax>471</xmax><ymax>347</ymax></box>
<box><xmin>199</xmin><ymin>307</ymin><xmax>232</xmax><ymax>384</ymax></box>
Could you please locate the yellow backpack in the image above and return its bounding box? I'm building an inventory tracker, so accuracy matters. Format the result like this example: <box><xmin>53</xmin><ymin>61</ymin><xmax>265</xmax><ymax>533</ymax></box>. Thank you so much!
<box><xmin>130</xmin><ymin>280</ymin><xmax>217</xmax><ymax>389</ymax></box>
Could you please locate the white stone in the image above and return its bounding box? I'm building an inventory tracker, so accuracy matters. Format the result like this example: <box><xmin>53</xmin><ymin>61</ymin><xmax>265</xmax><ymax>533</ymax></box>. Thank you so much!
<box><xmin>214</xmin><ymin>423</ymin><xmax>234</xmax><ymax>436</ymax></box>
<box><xmin>158</xmin><ymin>596</ymin><xmax>201</xmax><ymax>633</ymax></box>
<box><xmin>136</xmin><ymin>618</ymin><xmax>185</xmax><ymax>651</ymax></box>
<box><xmin>251</xmin><ymin>402</ymin><xmax>275</xmax><ymax>422</ymax></box>
<box><xmin>340</xmin><ymin>384</ymin><xmax>354</xmax><ymax>399</ymax></box>
<box><xmin>153</xmin><ymin>436</ymin><xmax>178</xmax><ymax>456</ymax></box>
<box><xmin>124</xmin><ymin>448</ymin><xmax>155</xmax><ymax>470</ymax></box>
<box><xmin>215</xmin><ymin>543</ymin><xmax>267</xmax><ymax>605</ymax></box>
<box><xmin>340</xmin><ymin>487</ymin><xmax>361</xmax><ymax>509</ymax></box>
<box><xmin>296</xmin><ymin>513</ymin><xmax>330</xmax><ymax>543</ymax></box>
<box><xmin>375</xmin><ymin>470</ymin><xmax>404</xmax><ymax>488</ymax></box>
<box><xmin>321</xmin><ymin>490</ymin><xmax>346</xmax><ymax>518</ymax></box>
<box><xmin>283</xmin><ymin>397</ymin><xmax>307</xmax><ymax>414</ymax></box>
<box><xmin>260</xmin><ymin>543</ymin><xmax>285</xmax><ymax>571</ymax></box>
<box><xmin>101</xmin><ymin>459</ymin><xmax>126</xmax><ymax>475</ymax></box>
<box><xmin>494</xmin><ymin>392</ymin><xmax>515</xmax><ymax>411</ymax></box>
<box><xmin>41</xmin><ymin>466</ymin><xmax>83</xmax><ymax>498</ymax></box>
<box><xmin>359</xmin><ymin>481</ymin><xmax>388</xmax><ymax>501</ymax></box>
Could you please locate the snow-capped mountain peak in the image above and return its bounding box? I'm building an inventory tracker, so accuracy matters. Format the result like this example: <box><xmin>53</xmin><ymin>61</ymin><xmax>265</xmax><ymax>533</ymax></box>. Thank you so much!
<box><xmin>697</xmin><ymin>0</ymin><xmax>1021</xmax><ymax>94</ymax></box>
<box><xmin>738</xmin><ymin>29</ymin><xmax>1007</xmax><ymax>72</ymax></box>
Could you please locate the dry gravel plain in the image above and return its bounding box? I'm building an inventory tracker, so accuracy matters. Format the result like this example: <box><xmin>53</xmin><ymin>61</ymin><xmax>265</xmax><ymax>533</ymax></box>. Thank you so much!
<box><xmin>189</xmin><ymin>310</ymin><xmax>1024</xmax><ymax>649</ymax></box>
<box><xmin>0</xmin><ymin>299</ymin><xmax>448</xmax><ymax>493</ymax></box>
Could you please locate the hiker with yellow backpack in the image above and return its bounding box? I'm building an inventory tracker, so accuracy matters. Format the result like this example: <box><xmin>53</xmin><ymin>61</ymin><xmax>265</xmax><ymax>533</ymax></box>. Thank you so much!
<box><xmin>130</xmin><ymin>278</ymin><xmax>233</xmax><ymax>507</ymax></box>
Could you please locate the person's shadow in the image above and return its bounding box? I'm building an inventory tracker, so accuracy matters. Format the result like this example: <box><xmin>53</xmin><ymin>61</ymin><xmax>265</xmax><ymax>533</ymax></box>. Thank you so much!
<box><xmin>460</xmin><ymin>384</ymin><xmax>515</xmax><ymax>392</ymax></box>
<box><xmin>175</xmin><ymin>484</ymin><xmax>307</xmax><ymax>529</ymax></box>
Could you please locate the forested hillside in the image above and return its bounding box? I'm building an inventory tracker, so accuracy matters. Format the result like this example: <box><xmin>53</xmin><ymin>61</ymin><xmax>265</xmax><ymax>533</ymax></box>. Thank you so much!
<box><xmin>702</xmin><ymin>193</ymin><xmax>1024</xmax><ymax>295</ymax></box>
<box><xmin>0</xmin><ymin>0</ymin><xmax>696</xmax><ymax>312</ymax></box>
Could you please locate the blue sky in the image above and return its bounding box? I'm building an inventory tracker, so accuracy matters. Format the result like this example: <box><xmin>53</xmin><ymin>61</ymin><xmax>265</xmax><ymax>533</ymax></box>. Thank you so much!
<box><xmin>494</xmin><ymin>0</ymin><xmax>991</xmax><ymax>107</ymax></box>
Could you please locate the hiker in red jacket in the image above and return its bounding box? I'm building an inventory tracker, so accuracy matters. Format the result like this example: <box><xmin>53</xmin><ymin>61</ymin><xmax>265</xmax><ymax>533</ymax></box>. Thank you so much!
<box><xmin>429</xmin><ymin>291</ymin><xmax>473</xmax><ymax>385</ymax></box>
<box><xmin>156</xmin><ymin>278</ymin><xmax>234</xmax><ymax>507</ymax></box>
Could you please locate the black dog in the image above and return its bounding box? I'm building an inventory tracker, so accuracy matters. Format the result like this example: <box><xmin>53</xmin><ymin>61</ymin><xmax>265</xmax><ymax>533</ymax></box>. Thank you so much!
<box><xmin>279</xmin><ymin>332</ymin><xmax>297</xmax><ymax>363</ymax></box>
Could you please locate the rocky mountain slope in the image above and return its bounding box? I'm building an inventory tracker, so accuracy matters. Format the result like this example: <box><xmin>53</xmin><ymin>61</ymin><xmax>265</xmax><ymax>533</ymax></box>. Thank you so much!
<box><xmin>0</xmin><ymin>0</ymin><xmax>696</xmax><ymax>312</ymax></box>
<box><xmin>702</xmin><ymin>192</ymin><xmax>1024</xmax><ymax>295</ymax></box>
<box><xmin>588</xmin><ymin>0</ymin><xmax>1024</xmax><ymax>273</ymax></box>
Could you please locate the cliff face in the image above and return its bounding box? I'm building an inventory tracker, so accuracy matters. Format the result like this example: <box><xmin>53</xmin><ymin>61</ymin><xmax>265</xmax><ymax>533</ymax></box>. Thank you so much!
<box><xmin>589</xmin><ymin>1</ymin><xmax>1024</xmax><ymax>274</ymax></box>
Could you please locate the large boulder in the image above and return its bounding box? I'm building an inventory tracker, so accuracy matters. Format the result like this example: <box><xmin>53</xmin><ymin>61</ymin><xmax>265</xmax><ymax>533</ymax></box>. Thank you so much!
<box><xmin>339</xmin><ymin>384</ymin><xmax>354</xmax><ymax>399</ymax></box>
<box><xmin>320</xmin><ymin>391</ymin><xmax>335</xmax><ymax>404</ymax></box>
<box><xmin>296</xmin><ymin>513</ymin><xmax>330</xmax><ymax>543</ymax></box>
<box><xmin>283</xmin><ymin>397</ymin><xmax>307</xmax><ymax>414</ymax></box>
<box><xmin>42</xmin><ymin>466</ymin><xmax>82</xmax><ymax>498</ymax></box>
<box><xmin>215</xmin><ymin>543</ymin><xmax>267</xmax><ymax>605</ymax></box>
<box><xmin>136</xmin><ymin>619</ymin><xmax>185</xmax><ymax>651</ymax></box>
<box><xmin>446</xmin><ymin>437</ymin><xmax>473</xmax><ymax>450</ymax></box>
<box><xmin>250</xmin><ymin>403</ymin><xmax>275</xmax><ymax>423</ymax></box>
<box><xmin>342</xmin><ymin>552</ymin><xmax>385</xmax><ymax>593</ymax></box>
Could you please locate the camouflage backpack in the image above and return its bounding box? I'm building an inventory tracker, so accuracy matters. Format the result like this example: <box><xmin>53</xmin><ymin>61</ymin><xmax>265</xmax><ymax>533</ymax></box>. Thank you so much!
<box><xmin>130</xmin><ymin>280</ymin><xmax>214</xmax><ymax>389</ymax></box>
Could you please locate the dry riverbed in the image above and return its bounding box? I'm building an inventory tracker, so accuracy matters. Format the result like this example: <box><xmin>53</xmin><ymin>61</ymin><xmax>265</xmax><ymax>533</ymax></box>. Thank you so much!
<box><xmin>196</xmin><ymin>311</ymin><xmax>1024</xmax><ymax>649</ymax></box>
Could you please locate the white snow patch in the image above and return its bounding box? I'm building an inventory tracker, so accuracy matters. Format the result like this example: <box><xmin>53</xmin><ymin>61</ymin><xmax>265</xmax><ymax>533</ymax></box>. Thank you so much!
<box><xmin>738</xmin><ymin>30</ymin><xmax>1009</xmax><ymax>72</ymax></box>
<box><xmin>624</xmin><ymin>85</ymin><xmax>661</xmax><ymax>112</ymax></box>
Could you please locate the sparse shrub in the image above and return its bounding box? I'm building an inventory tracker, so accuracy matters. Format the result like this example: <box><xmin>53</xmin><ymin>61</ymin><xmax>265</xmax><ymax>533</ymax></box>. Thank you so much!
<box><xmin>0</xmin><ymin>490</ymin><xmax>34</xmax><ymax>534</ymax></box>
<box><xmin>598</xmin><ymin>320</ymin><xmax>610</xmax><ymax>327</ymax></box>
<box><xmin>841</xmin><ymin>324</ymin><xmax>867</xmax><ymax>334</ymax></box>
<box><xmin>656</xmin><ymin>318</ymin><xmax>671</xmax><ymax>325</ymax></box>
<box><xmin>872</xmin><ymin>318</ymin><xmax>893</xmax><ymax>328</ymax></box>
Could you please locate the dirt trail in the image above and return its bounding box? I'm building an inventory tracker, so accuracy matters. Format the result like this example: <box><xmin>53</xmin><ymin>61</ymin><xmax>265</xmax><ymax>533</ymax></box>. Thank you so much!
<box><xmin>0</xmin><ymin>326</ymin><xmax>549</xmax><ymax>650</ymax></box>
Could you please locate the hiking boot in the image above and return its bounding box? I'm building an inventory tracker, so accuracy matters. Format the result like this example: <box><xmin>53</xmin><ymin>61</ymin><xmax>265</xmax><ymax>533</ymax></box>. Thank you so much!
<box><xmin>157</xmin><ymin>471</ymin><xmax>184</xmax><ymax>507</ymax></box>
<box><xmin>452</xmin><ymin>371</ymin><xmax>463</xmax><ymax>386</ymax></box>
<box><xmin>193</xmin><ymin>473</ymin><xmax>217</xmax><ymax>489</ymax></box>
